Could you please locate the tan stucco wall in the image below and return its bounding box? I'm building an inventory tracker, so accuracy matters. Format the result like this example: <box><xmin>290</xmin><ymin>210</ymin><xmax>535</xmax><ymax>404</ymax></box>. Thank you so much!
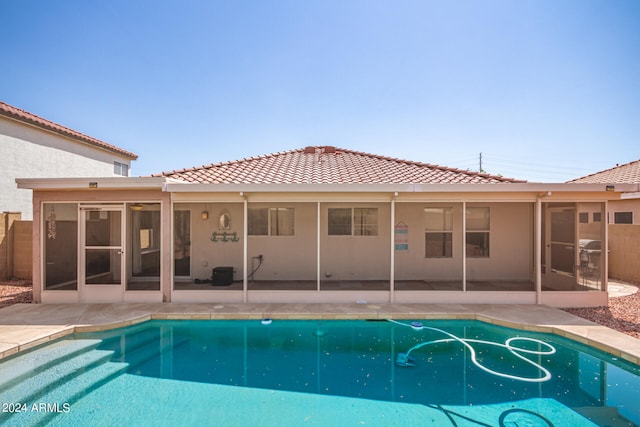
<box><xmin>179</xmin><ymin>202</ymin><xmax>245</xmax><ymax>281</ymax></box>
<box><xmin>249</xmin><ymin>203</ymin><xmax>317</xmax><ymax>281</ymax></box>
<box><xmin>608</xmin><ymin>199</ymin><xmax>640</xmax><ymax>225</ymax></box>
<box><xmin>0</xmin><ymin>213</ymin><xmax>31</xmax><ymax>280</ymax></box>
<box><xmin>394</xmin><ymin>202</ymin><xmax>462</xmax><ymax>281</ymax></box>
<box><xmin>182</xmin><ymin>201</ymin><xmax>533</xmax><ymax>282</ymax></box>
<box><xmin>602</xmin><ymin>200</ymin><xmax>640</xmax><ymax>283</ymax></box>
<box><xmin>320</xmin><ymin>202</ymin><xmax>392</xmax><ymax>281</ymax></box>
<box><xmin>467</xmin><ymin>203</ymin><xmax>533</xmax><ymax>281</ymax></box>
<box><xmin>12</xmin><ymin>220</ymin><xmax>32</xmax><ymax>279</ymax></box>
<box><xmin>394</xmin><ymin>202</ymin><xmax>533</xmax><ymax>281</ymax></box>
<box><xmin>609</xmin><ymin>224</ymin><xmax>640</xmax><ymax>283</ymax></box>
<box><xmin>1</xmin><ymin>212</ymin><xmax>20</xmax><ymax>280</ymax></box>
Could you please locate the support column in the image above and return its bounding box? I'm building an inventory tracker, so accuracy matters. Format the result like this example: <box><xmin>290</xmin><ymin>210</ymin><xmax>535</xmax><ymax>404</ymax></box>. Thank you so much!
<box><xmin>602</xmin><ymin>201</ymin><xmax>608</xmax><ymax>292</ymax></box>
<box><xmin>242</xmin><ymin>193</ymin><xmax>248</xmax><ymax>303</ymax></box>
<box><xmin>317</xmin><ymin>201</ymin><xmax>321</xmax><ymax>292</ymax></box>
<box><xmin>163</xmin><ymin>197</ymin><xmax>173</xmax><ymax>303</ymax></box>
<box><xmin>535</xmin><ymin>198</ymin><xmax>542</xmax><ymax>304</ymax></box>
<box><xmin>462</xmin><ymin>201</ymin><xmax>467</xmax><ymax>291</ymax></box>
<box><xmin>390</xmin><ymin>196</ymin><xmax>396</xmax><ymax>304</ymax></box>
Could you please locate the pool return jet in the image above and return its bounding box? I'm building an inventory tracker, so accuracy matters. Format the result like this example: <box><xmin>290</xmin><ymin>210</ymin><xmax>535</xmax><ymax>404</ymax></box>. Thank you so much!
<box><xmin>388</xmin><ymin>320</ymin><xmax>557</xmax><ymax>383</ymax></box>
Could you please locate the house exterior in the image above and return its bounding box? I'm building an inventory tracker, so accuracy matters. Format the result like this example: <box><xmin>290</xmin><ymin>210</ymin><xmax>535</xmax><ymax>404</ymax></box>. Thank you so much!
<box><xmin>569</xmin><ymin>160</ymin><xmax>640</xmax><ymax>283</ymax></box>
<box><xmin>17</xmin><ymin>146</ymin><xmax>639</xmax><ymax>307</ymax></box>
<box><xmin>1</xmin><ymin>100</ymin><xmax>138</xmax><ymax>219</ymax></box>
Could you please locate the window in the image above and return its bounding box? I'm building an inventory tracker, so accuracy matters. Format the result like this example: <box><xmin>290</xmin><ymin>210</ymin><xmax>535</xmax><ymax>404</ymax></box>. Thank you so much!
<box><xmin>614</xmin><ymin>212</ymin><xmax>633</xmax><ymax>224</ymax></box>
<box><xmin>114</xmin><ymin>161</ymin><xmax>129</xmax><ymax>176</ymax></box>
<box><xmin>593</xmin><ymin>212</ymin><xmax>601</xmax><ymax>222</ymax></box>
<box><xmin>425</xmin><ymin>208</ymin><xmax>453</xmax><ymax>258</ymax></box>
<box><xmin>579</xmin><ymin>212</ymin><xmax>589</xmax><ymax>224</ymax></box>
<box><xmin>466</xmin><ymin>207</ymin><xmax>490</xmax><ymax>257</ymax></box>
<box><xmin>328</xmin><ymin>208</ymin><xmax>378</xmax><ymax>236</ymax></box>
<box><xmin>249</xmin><ymin>208</ymin><xmax>295</xmax><ymax>236</ymax></box>
<box><xmin>354</xmin><ymin>208</ymin><xmax>378</xmax><ymax>236</ymax></box>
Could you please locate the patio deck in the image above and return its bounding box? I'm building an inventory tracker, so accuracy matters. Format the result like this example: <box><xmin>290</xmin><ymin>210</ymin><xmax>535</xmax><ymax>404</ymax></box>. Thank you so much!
<box><xmin>0</xmin><ymin>302</ymin><xmax>639</xmax><ymax>367</ymax></box>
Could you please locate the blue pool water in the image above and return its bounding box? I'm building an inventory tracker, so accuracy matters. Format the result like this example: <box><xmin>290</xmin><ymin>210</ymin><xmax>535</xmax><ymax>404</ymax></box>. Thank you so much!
<box><xmin>1</xmin><ymin>319</ymin><xmax>639</xmax><ymax>426</ymax></box>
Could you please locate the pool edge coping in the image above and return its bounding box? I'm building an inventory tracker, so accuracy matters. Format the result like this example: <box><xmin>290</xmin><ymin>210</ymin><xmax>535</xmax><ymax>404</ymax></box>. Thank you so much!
<box><xmin>1</xmin><ymin>303</ymin><xmax>639</xmax><ymax>366</ymax></box>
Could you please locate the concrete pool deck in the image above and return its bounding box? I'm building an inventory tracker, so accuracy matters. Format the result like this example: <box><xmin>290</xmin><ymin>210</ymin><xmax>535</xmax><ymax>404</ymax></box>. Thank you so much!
<box><xmin>1</xmin><ymin>302</ymin><xmax>640</xmax><ymax>366</ymax></box>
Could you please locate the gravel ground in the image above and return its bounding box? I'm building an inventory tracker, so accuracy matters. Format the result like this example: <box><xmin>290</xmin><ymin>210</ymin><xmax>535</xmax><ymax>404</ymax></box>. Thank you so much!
<box><xmin>564</xmin><ymin>291</ymin><xmax>640</xmax><ymax>339</ymax></box>
<box><xmin>0</xmin><ymin>279</ymin><xmax>33</xmax><ymax>309</ymax></box>
<box><xmin>0</xmin><ymin>280</ymin><xmax>638</xmax><ymax>339</ymax></box>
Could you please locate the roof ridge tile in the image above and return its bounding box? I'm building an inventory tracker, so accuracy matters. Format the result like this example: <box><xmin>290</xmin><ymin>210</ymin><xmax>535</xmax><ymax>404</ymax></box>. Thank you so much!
<box><xmin>154</xmin><ymin>145</ymin><xmax>525</xmax><ymax>184</ymax></box>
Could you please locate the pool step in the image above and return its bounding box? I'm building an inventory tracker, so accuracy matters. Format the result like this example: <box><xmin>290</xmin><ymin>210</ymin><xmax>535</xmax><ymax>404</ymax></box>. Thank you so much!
<box><xmin>117</xmin><ymin>335</ymin><xmax>190</xmax><ymax>376</ymax></box>
<box><xmin>1</xmin><ymin>360</ymin><xmax>129</xmax><ymax>427</ymax></box>
<box><xmin>0</xmin><ymin>339</ymin><xmax>104</xmax><ymax>390</ymax></box>
<box><xmin>0</xmin><ymin>347</ymin><xmax>118</xmax><ymax>405</ymax></box>
<box><xmin>98</xmin><ymin>327</ymin><xmax>166</xmax><ymax>360</ymax></box>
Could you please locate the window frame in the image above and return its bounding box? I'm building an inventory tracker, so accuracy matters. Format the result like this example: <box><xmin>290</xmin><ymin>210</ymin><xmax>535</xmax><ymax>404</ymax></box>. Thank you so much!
<box><xmin>579</xmin><ymin>212</ymin><xmax>589</xmax><ymax>224</ymax></box>
<box><xmin>248</xmin><ymin>207</ymin><xmax>295</xmax><ymax>236</ymax></box>
<box><xmin>424</xmin><ymin>207</ymin><xmax>453</xmax><ymax>258</ymax></box>
<box><xmin>114</xmin><ymin>161</ymin><xmax>129</xmax><ymax>177</ymax></box>
<box><xmin>613</xmin><ymin>211</ymin><xmax>633</xmax><ymax>225</ymax></box>
<box><xmin>328</xmin><ymin>207</ymin><xmax>378</xmax><ymax>236</ymax></box>
<box><xmin>466</xmin><ymin>207</ymin><xmax>490</xmax><ymax>258</ymax></box>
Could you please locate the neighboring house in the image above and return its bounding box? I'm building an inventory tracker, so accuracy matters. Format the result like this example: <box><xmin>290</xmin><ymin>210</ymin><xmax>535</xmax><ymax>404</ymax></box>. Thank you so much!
<box><xmin>569</xmin><ymin>160</ymin><xmax>640</xmax><ymax>283</ymax></box>
<box><xmin>0</xmin><ymin>100</ymin><xmax>137</xmax><ymax>280</ymax></box>
<box><xmin>17</xmin><ymin>146</ymin><xmax>639</xmax><ymax>307</ymax></box>
<box><xmin>1</xmin><ymin>100</ymin><xmax>138</xmax><ymax>219</ymax></box>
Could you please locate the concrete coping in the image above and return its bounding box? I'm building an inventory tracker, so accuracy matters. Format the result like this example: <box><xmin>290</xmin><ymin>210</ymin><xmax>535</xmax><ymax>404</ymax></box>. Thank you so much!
<box><xmin>0</xmin><ymin>303</ymin><xmax>639</xmax><ymax>367</ymax></box>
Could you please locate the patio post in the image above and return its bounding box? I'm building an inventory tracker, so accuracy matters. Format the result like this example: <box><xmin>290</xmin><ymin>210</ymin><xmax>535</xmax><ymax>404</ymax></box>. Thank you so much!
<box><xmin>317</xmin><ymin>201</ymin><xmax>321</xmax><ymax>292</ymax></box>
<box><xmin>390</xmin><ymin>195</ymin><xmax>396</xmax><ymax>304</ymax></box>
<box><xmin>462</xmin><ymin>201</ymin><xmax>467</xmax><ymax>291</ymax></box>
<box><xmin>242</xmin><ymin>193</ymin><xmax>248</xmax><ymax>303</ymax></box>
<box><xmin>602</xmin><ymin>200</ymin><xmax>608</xmax><ymax>292</ymax></box>
<box><xmin>535</xmin><ymin>198</ymin><xmax>542</xmax><ymax>303</ymax></box>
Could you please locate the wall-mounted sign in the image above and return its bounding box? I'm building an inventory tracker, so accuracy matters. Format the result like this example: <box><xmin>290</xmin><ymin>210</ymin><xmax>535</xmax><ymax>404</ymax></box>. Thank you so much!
<box><xmin>395</xmin><ymin>222</ymin><xmax>408</xmax><ymax>251</ymax></box>
<box><xmin>211</xmin><ymin>231</ymin><xmax>240</xmax><ymax>243</ymax></box>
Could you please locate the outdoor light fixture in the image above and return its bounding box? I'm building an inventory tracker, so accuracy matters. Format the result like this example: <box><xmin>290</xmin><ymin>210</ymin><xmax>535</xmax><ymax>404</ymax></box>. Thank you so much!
<box><xmin>201</xmin><ymin>210</ymin><xmax>209</xmax><ymax>220</ymax></box>
<box><xmin>130</xmin><ymin>204</ymin><xmax>144</xmax><ymax>211</ymax></box>
<box><xmin>606</xmin><ymin>185</ymin><xmax>615</xmax><ymax>192</ymax></box>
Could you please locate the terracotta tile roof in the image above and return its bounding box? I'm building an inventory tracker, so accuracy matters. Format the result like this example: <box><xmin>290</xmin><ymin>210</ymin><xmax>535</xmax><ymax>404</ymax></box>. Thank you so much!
<box><xmin>568</xmin><ymin>160</ymin><xmax>640</xmax><ymax>184</ymax></box>
<box><xmin>0</xmin><ymin>100</ymin><xmax>137</xmax><ymax>160</ymax></box>
<box><xmin>155</xmin><ymin>146</ymin><xmax>524</xmax><ymax>184</ymax></box>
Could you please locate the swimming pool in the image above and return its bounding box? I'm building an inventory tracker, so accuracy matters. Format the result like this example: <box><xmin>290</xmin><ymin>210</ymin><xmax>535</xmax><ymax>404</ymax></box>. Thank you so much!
<box><xmin>1</xmin><ymin>319</ymin><xmax>639</xmax><ymax>426</ymax></box>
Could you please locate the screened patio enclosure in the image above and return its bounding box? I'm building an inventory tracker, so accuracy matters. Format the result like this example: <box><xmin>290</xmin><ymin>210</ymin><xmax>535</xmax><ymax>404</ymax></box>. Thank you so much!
<box><xmin>22</xmin><ymin>177</ymin><xmax>633</xmax><ymax>307</ymax></box>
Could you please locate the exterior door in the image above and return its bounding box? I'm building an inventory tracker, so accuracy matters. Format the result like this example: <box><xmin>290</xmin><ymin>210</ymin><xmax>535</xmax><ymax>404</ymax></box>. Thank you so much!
<box><xmin>80</xmin><ymin>206</ymin><xmax>125</xmax><ymax>302</ymax></box>
<box><xmin>544</xmin><ymin>207</ymin><xmax>577</xmax><ymax>290</ymax></box>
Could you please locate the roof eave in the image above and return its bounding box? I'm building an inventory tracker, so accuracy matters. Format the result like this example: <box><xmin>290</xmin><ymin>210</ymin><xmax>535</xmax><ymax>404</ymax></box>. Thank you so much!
<box><xmin>163</xmin><ymin>182</ymin><xmax>640</xmax><ymax>193</ymax></box>
<box><xmin>16</xmin><ymin>178</ymin><xmax>639</xmax><ymax>194</ymax></box>
<box><xmin>16</xmin><ymin>177</ymin><xmax>172</xmax><ymax>190</ymax></box>
<box><xmin>0</xmin><ymin>109</ymin><xmax>138</xmax><ymax>160</ymax></box>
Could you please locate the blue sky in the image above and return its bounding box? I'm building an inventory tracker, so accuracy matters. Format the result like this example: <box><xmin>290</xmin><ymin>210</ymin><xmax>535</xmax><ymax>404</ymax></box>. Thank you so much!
<box><xmin>1</xmin><ymin>0</ymin><xmax>639</xmax><ymax>182</ymax></box>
